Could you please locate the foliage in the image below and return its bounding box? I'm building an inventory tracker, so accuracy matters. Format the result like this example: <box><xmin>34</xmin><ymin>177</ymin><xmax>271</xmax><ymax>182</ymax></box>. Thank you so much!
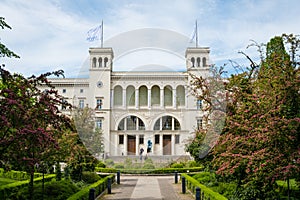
<box><xmin>104</xmin><ymin>159</ymin><xmax>114</xmax><ymax>167</ymax></box>
<box><xmin>67</xmin><ymin>174</ymin><xmax>115</xmax><ymax>200</ymax></box>
<box><xmin>15</xmin><ymin>179</ymin><xmax>79</xmax><ymax>200</ymax></box>
<box><xmin>81</xmin><ymin>171</ymin><xmax>101</xmax><ymax>184</ymax></box>
<box><xmin>182</xmin><ymin>173</ymin><xmax>228</xmax><ymax>200</ymax></box>
<box><xmin>170</xmin><ymin>163</ymin><xmax>184</xmax><ymax>168</ymax></box>
<box><xmin>0</xmin><ymin>17</ymin><xmax>19</xmax><ymax>58</ymax></box>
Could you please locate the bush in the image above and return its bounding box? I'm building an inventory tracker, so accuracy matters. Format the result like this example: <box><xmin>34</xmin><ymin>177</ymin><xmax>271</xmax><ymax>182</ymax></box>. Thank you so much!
<box><xmin>16</xmin><ymin>179</ymin><xmax>79</xmax><ymax>200</ymax></box>
<box><xmin>114</xmin><ymin>164</ymin><xmax>124</xmax><ymax>169</ymax></box>
<box><xmin>104</xmin><ymin>159</ymin><xmax>114</xmax><ymax>167</ymax></box>
<box><xmin>143</xmin><ymin>163</ymin><xmax>155</xmax><ymax>169</ymax></box>
<box><xmin>81</xmin><ymin>172</ymin><xmax>101</xmax><ymax>184</ymax></box>
<box><xmin>96</xmin><ymin>161</ymin><xmax>106</xmax><ymax>168</ymax></box>
<box><xmin>170</xmin><ymin>163</ymin><xmax>184</xmax><ymax>168</ymax></box>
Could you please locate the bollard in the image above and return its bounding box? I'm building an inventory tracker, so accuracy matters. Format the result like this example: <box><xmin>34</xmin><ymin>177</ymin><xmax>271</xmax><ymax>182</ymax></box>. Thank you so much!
<box><xmin>175</xmin><ymin>171</ymin><xmax>178</xmax><ymax>184</ymax></box>
<box><xmin>89</xmin><ymin>188</ymin><xmax>95</xmax><ymax>200</ymax></box>
<box><xmin>107</xmin><ymin>178</ymin><xmax>112</xmax><ymax>194</ymax></box>
<box><xmin>195</xmin><ymin>187</ymin><xmax>200</xmax><ymax>200</ymax></box>
<box><xmin>117</xmin><ymin>171</ymin><xmax>120</xmax><ymax>184</ymax></box>
<box><xmin>181</xmin><ymin>176</ymin><xmax>186</xmax><ymax>194</ymax></box>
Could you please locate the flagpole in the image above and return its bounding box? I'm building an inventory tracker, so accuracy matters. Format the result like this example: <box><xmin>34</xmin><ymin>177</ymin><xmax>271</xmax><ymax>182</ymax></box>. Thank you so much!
<box><xmin>195</xmin><ymin>20</ymin><xmax>198</xmax><ymax>48</ymax></box>
<box><xmin>101</xmin><ymin>20</ymin><xmax>103</xmax><ymax>48</ymax></box>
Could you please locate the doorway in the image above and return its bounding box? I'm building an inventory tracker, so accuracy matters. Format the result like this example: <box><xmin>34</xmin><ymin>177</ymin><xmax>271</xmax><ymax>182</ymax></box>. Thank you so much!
<box><xmin>127</xmin><ymin>135</ymin><xmax>136</xmax><ymax>155</ymax></box>
<box><xmin>163</xmin><ymin>135</ymin><xmax>171</xmax><ymax>155</ymax></box>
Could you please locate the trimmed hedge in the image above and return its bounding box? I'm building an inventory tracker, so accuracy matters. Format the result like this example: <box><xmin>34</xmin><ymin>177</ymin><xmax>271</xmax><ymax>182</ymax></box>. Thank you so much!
<box><xmin>0</xmin><ymin>168</ymin><xmax>43</xmax><ymax>181</ymax></box>
<box><xmin>95</xmin><ymin>167</ymin><xmax>203</xmax><ymax>174</ymax></box>
<box><xmin>0</xmin><ymin>174</ymin><xmax>56</xmax><ymax>199</ymax></box>
<box><xmin>181</xmin><ymin>173</ymin><xmax>228</xmax><ymax>200</ymax></box>
<box><xmin>67</xmin><ymin>174</ymin><xmax>115</xmax><ymax>200</ymax></box>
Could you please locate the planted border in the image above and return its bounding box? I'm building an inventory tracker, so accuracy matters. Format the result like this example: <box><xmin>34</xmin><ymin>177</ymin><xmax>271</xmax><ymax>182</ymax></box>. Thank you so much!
<box><xmin>0</xmin><ymin>168</ymin><xmax>43</xmax><ymax>181</ymax></box>
<box><xmin>95</xmin><ymin>167</ymin><xmax>203</xmax><ymax>174</ymax></box>
<box><xmin>67</xmin><ymin>174</ymin><xmax>115</xmax><ymax>200</ymax></box>
<box><xmin>181</xmin><ymin>173</ymin><xmax>227</xmax><ymax>200</ymax></box>
<box><xmin>0</xmin><ymin>174</ymin><xmax>56</xmax><ymax>199</ymax></box>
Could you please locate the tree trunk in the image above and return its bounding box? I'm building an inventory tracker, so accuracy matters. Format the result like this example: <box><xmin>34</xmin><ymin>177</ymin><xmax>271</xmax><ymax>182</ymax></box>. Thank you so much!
<box><xmin>29</xmin><ymin>169</ymin><xmax>34</xmax><ymax>200</ymax></box>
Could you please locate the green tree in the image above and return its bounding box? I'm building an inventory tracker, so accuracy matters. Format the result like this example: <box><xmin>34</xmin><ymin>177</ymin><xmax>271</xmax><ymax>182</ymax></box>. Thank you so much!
<box><xmin>0</xmin><ymin>17</ymin><xmax>19</xmax><ymax>58</ymax></box>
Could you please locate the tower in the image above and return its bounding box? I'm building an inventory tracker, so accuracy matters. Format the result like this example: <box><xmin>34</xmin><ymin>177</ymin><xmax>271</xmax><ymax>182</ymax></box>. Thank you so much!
<box><xmin>88</xmin><ymin>47</ymin><xmax>114</xmax><ymax>155</ymax></box>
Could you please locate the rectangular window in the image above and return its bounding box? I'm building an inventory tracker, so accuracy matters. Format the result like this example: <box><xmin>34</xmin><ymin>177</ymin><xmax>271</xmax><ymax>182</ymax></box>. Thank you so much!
<box><xmin>80</xmin><ymin>89</ymin><xmax>84</xmax><ymax>93</ymax></box>
<box><xmin>139</xmin><ymin>135</ymin><xmax>144</xmax><ymax>144</ymax></box>
<box><xmin>79</xmin><ymin>99</ymin><xmax>84</xmax><ymax>109</ymax></box>
<box><xmin>155</xmin><ymin>134</ymin><xmax>160</xmax><ymax>144</ymax></box>
<box><xmin>197</xmin><ymin>118</ymin><xmax>203</xmax><ymax>130</ymax></box>
<box><xmin>197</xmin><ymin>100</ymin><xmax>202</xmax><ymax>110</ymax></box>
<box><xmin>175</xmin><ymin>135</ymin><xmax>180</xmax><ymax>144</ymax></box>
<box><xmin>119</xmin><ymin>135</ymin><xmax>124</xmax><ymax>145</ymax></box>
<box><xmin>62</xmin><ymin>89</ymin><xmax>66</xmax><ymax>93</ymax></box>
<box><xmin>61</xmin><ymin>99</ymin><xmax>67</xmax><ymax>110</ymax></box>
<box><xmin>95</xmin><ymin>118</ymin><xmax>102</xmax><ymax>129</ymax></box>
<box><xmin>96</xmin><ymin>99</ymin><xmax>103</xmax><ymax>110</ymax></box>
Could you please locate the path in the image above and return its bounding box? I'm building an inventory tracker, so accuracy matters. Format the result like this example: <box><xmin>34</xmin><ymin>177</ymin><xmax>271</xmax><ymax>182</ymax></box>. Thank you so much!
<box><xmin>100</xmin><ymin>175</ymin><xmax>194</xmax><ymax>200</ymax></box>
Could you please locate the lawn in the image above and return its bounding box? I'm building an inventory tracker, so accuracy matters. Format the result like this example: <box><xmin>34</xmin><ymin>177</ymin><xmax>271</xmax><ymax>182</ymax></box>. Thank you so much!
<box><xmin>0</xmin><ymin>177</ymin><xmax>17</xmax><ymax>186</ymax></box>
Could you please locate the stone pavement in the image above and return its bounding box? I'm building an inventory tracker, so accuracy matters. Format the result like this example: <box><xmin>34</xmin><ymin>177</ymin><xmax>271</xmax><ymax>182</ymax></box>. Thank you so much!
<box><xmin>99</xmin><ymin>175</ymin><xmax>194</xmax><ymax>200</ymax></box>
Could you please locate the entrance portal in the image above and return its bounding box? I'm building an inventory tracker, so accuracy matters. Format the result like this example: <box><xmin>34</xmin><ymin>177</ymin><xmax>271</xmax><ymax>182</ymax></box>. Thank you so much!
<box><xmin>127</xmin><ymin>135</ymin><xmax>136</xmax><ymax>155</ymax></box>
<box><xmin>163</xmin><ymin>135</ymin><xmax>171</xmax><ymax>155</ymax></box>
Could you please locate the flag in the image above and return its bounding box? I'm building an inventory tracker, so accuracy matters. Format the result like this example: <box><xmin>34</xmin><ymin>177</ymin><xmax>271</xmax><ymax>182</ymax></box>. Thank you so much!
<box><xmin>189</xmin><ymin>21</ymin><xmax>197</xmax><ymax>43</ymax></box>
<box><xmin>86</xmin><ymin>24</ymin><xmax>102</xmax><ymax>42</ymax></box>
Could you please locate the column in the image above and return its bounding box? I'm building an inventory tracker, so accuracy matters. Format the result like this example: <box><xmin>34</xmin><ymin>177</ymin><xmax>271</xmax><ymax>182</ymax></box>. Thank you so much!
<box><xmin>110</xmin><ymin>89</ymin><xmax>114</xmax><ymax>109</ymax></box>
<box><xmin>124</xmin><ymin>134</ymin><xmax>128</xmax><ymax>156</ymax></box>
<box><xmin>122</xmin><ymin>88</ymin><xmax>126</xmax><ymax>108</ymax></box>
<box><xmin>160</xmin><ymin>88</ymin><xmax>164</xmax><ymax>108</ymax></box>
<box><xmin>160</xmin><ymin>134</ymin><xmax>163</xmax><ymax>155</ymax></box>
<box><xmin>171</xmin><ymin>134</ymin><xmax>175</xmax><ymax>155</ymax></box>
<box><xmin>185</xmin><ymin>86</ymin><xmax>188</xmax><ymax>109</ymax></box>
<box><xmin>115</xmin><ymin>134</ymin><xmax>118</xmax><ymax>156</ymax></box>
<box><xmin>173</xmin><ymin>88</ymin><xmax>176</xmax><ymax>108</ymax></box>
<box><xmin>135</xmin><ymin>88</ymin><xmax>139</xmax><ymax>109</ymax></box>
<box><xmin>135</xmin><ymin>135</ymin><xmax>139</xmax><ymax>156</ymax></box>
<box><xmin>148</xmin><ymin>88</ymin><xmax>151</xmax><ymax>109</ymax></box>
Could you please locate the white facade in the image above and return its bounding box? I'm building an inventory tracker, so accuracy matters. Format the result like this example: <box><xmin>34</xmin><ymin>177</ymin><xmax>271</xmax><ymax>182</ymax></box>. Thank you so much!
<box><xmin>49</xmin><ymin>47</ymin><xmax>210</xmax><ymax>158</ymax></box>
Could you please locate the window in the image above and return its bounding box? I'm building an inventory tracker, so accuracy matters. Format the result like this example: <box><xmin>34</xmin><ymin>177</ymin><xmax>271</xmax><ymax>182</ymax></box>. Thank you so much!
<box><xmin>197</xmin><ymin>100</ymin><xmax>202</xmax><ymax>110</ymax></box>
<box><xmin>197</xmin><ymin>118</ymin><xmax>203</xmax><ymax>130</ymax></box>
<box><xmin>139</xmin><ymin>135</ymin><xmax>144</xmax><ymax>144</ymax></box>
<box><xmin>175</xmin><ymin>135</ymin><xmax>180</xmax><ymax>144</ymax></box>
<box><xmin>62</xmin><ymin>89</ymin><xmax>66</xmax><ymax>93</ymax></box>
<box><xmin>119</xmin><ymin>135</ymin><xmax>124</xmax><ymax>144</ymax></box>
<box><xmin>153</xmin><ymin>116</ymin><xmax>181</xmax><ymax>131</ymax></box>
<box><xmin>80</xmin><ymin>89</ymin><xmax>84</xmax><ymax>93</ymax></box>
<box><xmin>61</xmin><ymin>99</ymin><xmax>67</xmax><ymax>110</ymax></box>
<box><xmin>79</xmin><ymin>99</ymin><xmax>84</xmax><ymax>109</ymax></box>
<box><xmin>155</xmin><ymin>135</ymin><xmax>160</xmax><ymax>144</ymax></box>
<box><xmin>117</xmin><ymin>115</ymin><xmax>145</xmax><ymax>131</ymax></box>
<box><xmin>96</xmin><ymin>99</ymin><xmax>103</xmax><ymax>110</ymax></box>
<box><xmin>95</xmin><ymin>118</ymin><xmax>102</xmax><ymax>129</ymax></box>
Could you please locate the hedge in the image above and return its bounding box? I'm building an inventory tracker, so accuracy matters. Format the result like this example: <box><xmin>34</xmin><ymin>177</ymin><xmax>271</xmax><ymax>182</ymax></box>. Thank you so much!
<box><xmin>181</xmin><ymin>173</ymin><xmax>228</xmax><ymax>200</ymax></box>
<box><xmin>0</xmin><ymin>174</ymin><xmax>56</xmax><ymax>199</ymax></box>
<box><xmin>0</xmin><ymin>168</ymin><xmax>43</xmax><ymax>181</ymax></box>
<box><xmin>67</xmin><ymin>174</ymin><xmax>115</xmax><ymax>200</ymax></box>
<box><xmin>95</xmin><ymin>167</ymin><xmax>203</xmax><ymax>174</ymax></box>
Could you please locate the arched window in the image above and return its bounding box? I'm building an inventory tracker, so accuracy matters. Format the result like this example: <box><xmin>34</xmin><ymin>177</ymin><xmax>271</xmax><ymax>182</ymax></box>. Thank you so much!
<box><xmin>98</xmin><ymin>57</ymin><xmax>102</xmax><ymax>67</ymax></box>
<box><xmin>104</xmin><ymin>57</ymin><xmax>108</xmax><ymax>67</ymax></box>
<box><xmin>153</xmin><ymin>116</ymin><xmax>181</xmax><ymax>130</ymax></box>
<box><xmin>176</xmin><ymin>85</ymin><xmax>185</xmax><ymax>106</ymax></box>
<box><xmin>164</xmin><ymin>86</ymin><xmax>172</xmax><ymax>106</ymax></box>
<box><xmin>197</xmin><ymin>57</ymin><xmax>201</xmax><ymax>67</ymax></box>
<box><xmin>191</xmin><ymin>57</ymin><xmax>195</xmax><ymax>67</ymax></box>
<box><xmin>92</xmin><ymin>57</ymin><xmax>97</xmax><ymax>68</ymax></box>
<box><xmin>117</xmin><ymin>115</ymin><xmax>145</xmax><ymax>130</ymax></box>
<box><xmin>126</xmin><ymin>86</ymin><xmax>135</xmax><ymax>106</ymax></box>
<box><xmin>139</xmin><ymin>86</ymin><xmax>148</xmax><ymax>106</ymax></box>
<box><xmin>202</xmin><ymin>57</ymin><xmax>207</xmax><ymax>67</ymax></box>
<box><xmin>151</xmin><ymin>85</ymin><xmax>160</xmax><ymax>106</ymax></box>
<box><xmin>113</xmin><ymin>86</ymin><xmax>123</xmax><ymax>106</ymax></box>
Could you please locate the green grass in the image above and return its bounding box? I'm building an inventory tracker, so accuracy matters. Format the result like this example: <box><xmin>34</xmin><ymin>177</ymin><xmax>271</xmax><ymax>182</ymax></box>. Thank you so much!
<box><xmin>0</xmin><ymin>177</ymin><xmax>17</xmax><ymax>186</ymax></box>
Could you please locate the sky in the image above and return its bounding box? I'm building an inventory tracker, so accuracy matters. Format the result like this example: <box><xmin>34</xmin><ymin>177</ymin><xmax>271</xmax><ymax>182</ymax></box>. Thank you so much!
<box><xmin>1</xmin><ymin>0</ymin><xmax>300</xmax><ymax>77</ymax></box>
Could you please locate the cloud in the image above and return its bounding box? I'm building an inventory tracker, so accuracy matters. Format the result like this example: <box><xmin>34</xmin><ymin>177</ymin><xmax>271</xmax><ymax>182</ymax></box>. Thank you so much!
<box><xmin>1</xmin><ymin>0</ymin><xmax>300</xmax><ymax>77</ymax></box>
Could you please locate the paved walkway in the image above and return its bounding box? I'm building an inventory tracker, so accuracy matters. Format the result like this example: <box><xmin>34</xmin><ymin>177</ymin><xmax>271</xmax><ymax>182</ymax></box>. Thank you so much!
<box><xmin>100</xmin><ymin>175</ymin><xmax>194</xmax><ymax>200</ymax></box>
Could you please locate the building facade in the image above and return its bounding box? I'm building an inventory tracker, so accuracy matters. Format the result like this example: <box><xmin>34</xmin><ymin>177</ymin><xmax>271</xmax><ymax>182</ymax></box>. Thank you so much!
<box><xmin>49</xmin><ymin>47</ymin><xmax>210</xmax><ymax>158</ymax></box>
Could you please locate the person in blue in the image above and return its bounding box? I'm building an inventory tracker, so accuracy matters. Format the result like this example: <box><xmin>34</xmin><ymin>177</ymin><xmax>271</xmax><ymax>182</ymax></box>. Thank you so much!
<box><xmin>147</xmin><ymin>140</ymin><xmax>152</xmax><ymax>153</ymax></box>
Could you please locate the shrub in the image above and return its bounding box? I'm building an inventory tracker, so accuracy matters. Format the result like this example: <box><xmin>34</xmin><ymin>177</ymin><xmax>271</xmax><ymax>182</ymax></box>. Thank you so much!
<box><xmin>96</xmin><ymin>161</ymin><xmax>106</xmax><ymax>168</ymax></box>
<box><xmin>81</xmin><ymin>172</ymin><xmax>101</xmax><ymax>184</ymax></box>
<box><xmin>104</xmin><ymin>159</ymin><xmax>114</xmax><ymax>167</ymax></box>
<box><xmin>143</xmin><ymin>163</ymin><xmax>155</xmax><ymax>169</ymax></box>
<box><xmin>16</xmin><ymin>179</ymin><xmax>79</xmax><ymax>200</ymax></box>
<box><xmin>114</xmin><ymin>164</ymin><xmax>124</xmax><ymax>169</ymax></box>
<box><xmin>170</xmin><ymin>163</ymin><xmax>184</xmax><ymax>168</ymax></box>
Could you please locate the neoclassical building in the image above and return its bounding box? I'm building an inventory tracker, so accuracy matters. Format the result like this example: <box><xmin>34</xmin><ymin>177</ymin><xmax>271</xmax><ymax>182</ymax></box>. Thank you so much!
<box><xmin>49</xmin><ymin>46</ymin><xmax>210</xmax><ymax>159</ymax></box>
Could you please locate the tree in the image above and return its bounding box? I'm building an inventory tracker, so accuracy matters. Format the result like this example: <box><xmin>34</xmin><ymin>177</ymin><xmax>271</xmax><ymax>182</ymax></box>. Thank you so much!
<box><xmin>0</xmin><ymin>16</ymin><xmax>73</xmax><ymax>199</ymax></box>
<box><xmin>211</xmin><ymin>35</ymin><xmax>300</xmax><ymax>199</ymax></box>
